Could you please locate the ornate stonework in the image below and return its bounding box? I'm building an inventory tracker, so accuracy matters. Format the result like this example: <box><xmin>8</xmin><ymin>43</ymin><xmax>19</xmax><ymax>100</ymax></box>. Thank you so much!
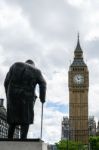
<box><xmin>68</xmin><ymin>35</ymin><xmax>89</xmax><ymax>144</ymax></box>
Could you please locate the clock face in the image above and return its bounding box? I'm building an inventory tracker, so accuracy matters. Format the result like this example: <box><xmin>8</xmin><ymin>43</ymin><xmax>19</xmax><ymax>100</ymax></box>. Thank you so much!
<box><xmin>73</xmin><ymin>74</ymin><xmax>84</xmax><ymax>84</ymax></box>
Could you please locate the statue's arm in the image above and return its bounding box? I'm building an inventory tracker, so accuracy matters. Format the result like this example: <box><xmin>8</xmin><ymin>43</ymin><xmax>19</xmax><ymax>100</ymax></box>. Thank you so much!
<box><xmin>36</xmin><ymin>70</ymin><xmax>46</xmax><ymax>103</ymax></box>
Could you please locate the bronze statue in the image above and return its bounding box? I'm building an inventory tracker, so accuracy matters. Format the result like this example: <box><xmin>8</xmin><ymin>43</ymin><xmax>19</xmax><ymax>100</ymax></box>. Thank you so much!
<box><xmin>4</xmin><ymin>60</ymin><xmax>46</xmax><ymax>139</ymax></box>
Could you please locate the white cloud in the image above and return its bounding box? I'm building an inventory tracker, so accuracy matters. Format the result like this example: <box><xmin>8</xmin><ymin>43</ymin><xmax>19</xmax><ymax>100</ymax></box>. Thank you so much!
<box><xmin>27</xmin><ymin>100</ymin><xmax>66</xmax><ymax>143</ymax></box>
<box><xmin>67</xmin><ymin>0</ymin><xmax>85</xmax><ymax>7</ymax></box>
<box><xmin>47</xmin><ymin>69</ymin><xmax>68</xmax><ymax>105</ymax></box>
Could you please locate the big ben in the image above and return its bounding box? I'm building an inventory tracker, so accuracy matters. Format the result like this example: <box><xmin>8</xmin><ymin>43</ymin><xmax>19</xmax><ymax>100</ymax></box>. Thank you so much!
<box><xmin>68</xmin><ymin>34</ymin><xmax>89</xmax><ymax>144</ymax></box>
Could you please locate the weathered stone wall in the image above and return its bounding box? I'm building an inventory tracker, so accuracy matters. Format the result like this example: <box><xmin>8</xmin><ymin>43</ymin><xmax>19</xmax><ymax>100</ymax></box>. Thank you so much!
<box><xmin>0</xmin><ymin>139</ymin><xmax>47</xmax><ymax>150</ymax></box>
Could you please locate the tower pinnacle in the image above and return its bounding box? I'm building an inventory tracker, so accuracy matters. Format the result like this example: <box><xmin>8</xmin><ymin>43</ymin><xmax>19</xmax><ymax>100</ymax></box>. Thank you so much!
<box><xmin>75</xmin><ymin>33</ymin><xmax>82</xmax><ymax>53</ymax></box>
<box><xmin>78</xmin><ymin>32</ymin><xmax>79</xmax><ymax>41</ymax></box>
<box><xmin>70</xmin><ymin>34</ymin><xmax>86</xmax><ymax>67</ymax></box>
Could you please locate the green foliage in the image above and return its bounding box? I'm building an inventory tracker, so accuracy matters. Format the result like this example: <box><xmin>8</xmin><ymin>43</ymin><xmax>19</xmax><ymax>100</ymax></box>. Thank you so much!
<box><xmin>55</xmin><ymin>136</ymin><xmax>99</xmax><ymax>150</ymax></box>
<box><xmin>55</xmin><ymin>139</ymin><xmax>85</xmax><ymax>150</ymax></box>
<box><xmin>89</xmin><ymin>136</ymin><xmax>99</xmax><ymax>150</ymax></box>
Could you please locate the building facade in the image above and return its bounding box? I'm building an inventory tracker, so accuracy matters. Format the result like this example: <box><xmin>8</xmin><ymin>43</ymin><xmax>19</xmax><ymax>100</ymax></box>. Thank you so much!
<box><xmin>47</xmin><ymin>144</ymin><xmax>57</xmax><ymax>150</ymax></box>
<box><xmin>61</xmin><ymin>116</ymin><xmax>69</xmax><ymax>140</ymax></box>
<box><xmin>88</xmin><ymin>116</ymin><xmax>96</xmax><ymax>136</ymax></box>
<box><xmin>61</xmin><ymin>116</ymin><xmax>97</xmax><ymax>140</ymax></box>
<box><xmin>0</xmin><ymin>98</ymin><xmax>8</xmax><ymax>138</ymax></box>
<box><xmin>68</xmin><ymin>35</ymin><xmax>89</xmax><ymax>144</ymax></box>
<box><xmin>0</xmin><ymin>98</ymin><xmax>20</xmax><ymax>138</ymax></box>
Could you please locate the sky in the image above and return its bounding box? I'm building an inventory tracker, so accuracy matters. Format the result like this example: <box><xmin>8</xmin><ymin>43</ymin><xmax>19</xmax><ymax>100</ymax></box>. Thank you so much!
<box><xmin>0</xmin><ymin>0</ymin><xmax>99</xmax><ymax>144</ymax></box>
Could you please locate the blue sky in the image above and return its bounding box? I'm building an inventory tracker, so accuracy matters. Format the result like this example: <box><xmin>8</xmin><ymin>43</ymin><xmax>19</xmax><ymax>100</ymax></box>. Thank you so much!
<box><xmin>46</xmin><ymin>102</ymin><xmax>68</xmax><ymax>114</ymax></box>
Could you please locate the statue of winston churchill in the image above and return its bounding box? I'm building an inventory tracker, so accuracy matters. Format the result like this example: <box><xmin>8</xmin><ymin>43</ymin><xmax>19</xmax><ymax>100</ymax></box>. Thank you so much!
<box><xmin>4</xmin><ymin>60</ymin><xmax>46</xmax><ymax>139</ymax></box>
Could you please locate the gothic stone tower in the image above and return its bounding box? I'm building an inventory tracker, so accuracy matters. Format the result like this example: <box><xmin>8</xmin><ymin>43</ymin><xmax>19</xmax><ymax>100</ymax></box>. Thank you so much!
<box><xmin>68</xmin><ymin>35</ymin><xmax>89</xmax><ymax>144</ymax></box>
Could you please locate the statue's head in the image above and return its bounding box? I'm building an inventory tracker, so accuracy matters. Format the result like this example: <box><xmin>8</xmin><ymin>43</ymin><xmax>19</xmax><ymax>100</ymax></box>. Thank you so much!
<box><xmin>25</xmin><ymin>59</ymin><xmax>35</xmax><ymax>67</ymax></box>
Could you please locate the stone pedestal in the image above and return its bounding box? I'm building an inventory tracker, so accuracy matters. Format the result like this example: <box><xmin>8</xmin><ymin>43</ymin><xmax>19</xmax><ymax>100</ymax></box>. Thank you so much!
<box><xmin>0</xmin><ymin>139</ymin><xmax>47</xmax><ymax>150</ymax></box>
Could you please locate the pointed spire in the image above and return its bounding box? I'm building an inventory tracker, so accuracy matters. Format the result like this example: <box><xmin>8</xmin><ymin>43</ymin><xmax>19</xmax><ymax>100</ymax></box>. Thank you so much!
<box><xmin>70</xmin><ymin>34</ymin><xmax>86</xmax><ymax>67</ymax></box>
<box><xmin>78</xmin><ymin>32</ymin><xmax>79</xmax><ymax>41</ymax></box>
<box><xmin>75</xmin><ymin>33</ymin><xmax>82</xmax><ymax>52</ymax></box>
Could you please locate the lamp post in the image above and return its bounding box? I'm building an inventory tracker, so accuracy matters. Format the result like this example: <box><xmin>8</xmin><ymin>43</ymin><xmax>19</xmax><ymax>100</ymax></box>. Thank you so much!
<box><xmin>66</xmin><ymin>134</ymin><xmax>68</xmax><ymax>150</ymax></box>
<box><xmin>66</xmin><ymin>124</ymin><xmax>69</xmax><ymax>150</ymax></box>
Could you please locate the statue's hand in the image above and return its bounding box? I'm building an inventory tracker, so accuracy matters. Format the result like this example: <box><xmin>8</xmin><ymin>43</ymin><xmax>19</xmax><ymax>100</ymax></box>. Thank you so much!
<box><xmin>40</xmin><ymin>100</ymin><xmax>45</xmax><ymax>103</ymax></box>
<box><xmin>34</xmin><ymin>95</ymin><xmax>37</xmax><ymax>99</ymax></box>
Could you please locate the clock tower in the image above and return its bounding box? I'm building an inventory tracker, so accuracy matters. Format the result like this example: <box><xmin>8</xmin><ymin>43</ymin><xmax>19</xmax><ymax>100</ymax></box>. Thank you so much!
<box><xmin>68</xmin><ymin>34</ymin><xmax>89</xmax><ymax>144</ymax></box>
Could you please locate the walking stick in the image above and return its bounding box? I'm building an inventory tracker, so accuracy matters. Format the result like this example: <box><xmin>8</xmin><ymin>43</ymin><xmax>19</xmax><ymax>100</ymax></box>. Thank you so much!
<box><xmin>41</xmin><ymin>103</ymin><xmax>44</xmax><ymax>139</ymax></box>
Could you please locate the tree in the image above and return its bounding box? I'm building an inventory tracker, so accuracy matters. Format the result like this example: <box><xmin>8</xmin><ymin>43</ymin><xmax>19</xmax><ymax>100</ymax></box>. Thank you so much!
<box><xmin>55</xmin><ymin>139</ymin><xmax>85</xmax><ymax>150</ymax></box>
<box><xmin>89</xmin><ymin>136</ymin><xmax>99</xmax><ymax>150</ymax></box>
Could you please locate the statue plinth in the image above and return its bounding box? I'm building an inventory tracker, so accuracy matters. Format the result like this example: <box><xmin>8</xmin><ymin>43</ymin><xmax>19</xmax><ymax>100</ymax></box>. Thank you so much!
<box><xmin>0</xmin><ymin>139</ymin><xmax>47</xmax><ymax>150</ymax></box>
